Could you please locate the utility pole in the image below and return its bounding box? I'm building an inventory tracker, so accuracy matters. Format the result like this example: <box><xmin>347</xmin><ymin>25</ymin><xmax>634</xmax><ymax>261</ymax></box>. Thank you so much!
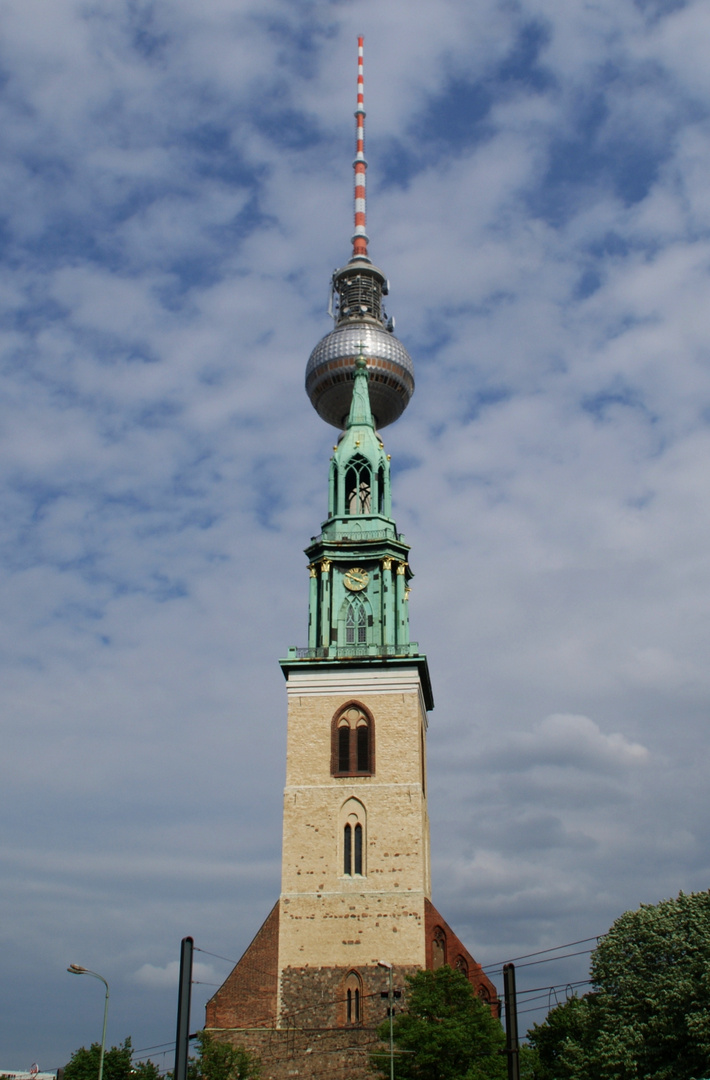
<box><xmin>378</xmin><ymin>960</ymin><xmax>395</xmax><ymax>1080</ymax></box>
<box><xmin>503</xmin><ymin>962</ymin><xmax>520</xmax><ymax>1080</ymax></box>
<box><xmin>174</xmin><ymin>936</ymin><xmax>194</xmax><ymax>1080</ymax></box>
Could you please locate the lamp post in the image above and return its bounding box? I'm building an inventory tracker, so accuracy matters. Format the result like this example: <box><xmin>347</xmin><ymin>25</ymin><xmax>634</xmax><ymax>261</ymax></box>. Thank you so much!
<box><xmin>67</xmin><ymin>965</ymin><xmax>110</xmax><ymax>1080</ymax></box>
<box><xmin>378</xmin><ymin>960</ymin><xmax>394</xmax><ymax>1080</ymax></box>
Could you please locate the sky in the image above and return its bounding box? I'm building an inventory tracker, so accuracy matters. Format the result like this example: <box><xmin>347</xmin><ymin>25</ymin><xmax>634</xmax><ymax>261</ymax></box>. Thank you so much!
<box><xmin>2</xmin><ymin>0</ymin><xmax>710</xmax><ymax>1068</ymax></box>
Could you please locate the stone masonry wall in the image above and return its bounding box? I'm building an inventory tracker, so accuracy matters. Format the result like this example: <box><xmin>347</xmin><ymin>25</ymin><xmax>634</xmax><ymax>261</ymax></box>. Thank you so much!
<box><xmin>279</xmin><ymin>962</ymin><xmax>418</xmax><ymax>1027</ymax></box>
<box><xmin>210</xmin><ymin>962</ymin><xmax>420</xmax><ymax>1080</ymax></box>
<box><xmin>210</xmin><ymin>1025</ymin><xmax>387</xmax><ymax>1080</ymax></box>
<box><xmin>279</xmin><ymin>681</ymin><xmax>431</xmax><ymax>975</ymax></box>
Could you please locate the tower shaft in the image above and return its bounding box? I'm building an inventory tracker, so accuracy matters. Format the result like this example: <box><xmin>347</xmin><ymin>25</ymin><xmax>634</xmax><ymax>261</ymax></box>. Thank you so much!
<box><xmin>277</xmin><ymin>665</ymin><xmax>431</xmax><ymax>1023</ymax></box>
<box><xmin>277</xmin><ymin>353</ymin><xmax>434</xmax><ymax>1022</ymax></box>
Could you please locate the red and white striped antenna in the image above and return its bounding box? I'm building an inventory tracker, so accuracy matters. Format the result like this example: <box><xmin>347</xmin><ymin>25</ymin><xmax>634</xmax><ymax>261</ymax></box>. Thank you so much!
<box><xmin>352</xmin><ymin>35</ymin><xmax>368</xmax><ymax>259</ymax></box>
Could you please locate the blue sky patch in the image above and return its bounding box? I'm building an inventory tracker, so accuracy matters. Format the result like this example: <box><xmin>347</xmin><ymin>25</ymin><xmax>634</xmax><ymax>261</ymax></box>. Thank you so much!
<box><xmin>574</xmin><ymin>268</ymin><xmax>603</xmax><ymax>300</ymax></box>
<box><xmin>462</xmin><ymin>385</ymin><xmax>512</xmax><ymax>424</ymax></box>
<box><xmin>581</xmin><ymin>384</ymin><xmax>651</xmax><ymax>422</ymax></box>
<box><xmin>496</xmin><ymin>20</ymin><xmax>554</xmax><ymax>93</ymax></box>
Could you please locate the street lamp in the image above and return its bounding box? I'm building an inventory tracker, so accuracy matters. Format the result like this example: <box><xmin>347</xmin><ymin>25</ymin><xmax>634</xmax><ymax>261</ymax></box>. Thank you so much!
<box><xmin>67</xmin><ymin>965</ymin><xmax>110</xmax><ymax>1080</ymax></box>
<box><xmin>378</xmin><ymin>960</ymin><xmax>394</xmax><ymax>1080</ymax></box>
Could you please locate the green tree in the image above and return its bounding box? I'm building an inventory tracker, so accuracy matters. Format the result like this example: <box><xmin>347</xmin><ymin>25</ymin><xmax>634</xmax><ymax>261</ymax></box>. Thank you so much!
<box><xmin>519</xmin><ymin>1043</ymin><xmax>542</xmax><ymax>1080</ymax></box>
<box><xmin>64</xmin><ymin>1038</ymin><xmax>161</xmax><ymax>1080</ymax></box>
<box><xmin>187</xmin><ymin>1031</ymin><xmax>260</xmax><ymax>1080</ymax></box>
<box><xmin>526</xmin><ymin>995</ymin><xmax>594</xmax><ymax>1080</ymax></box>
<box><xmin>527</xmin><ymin>890</ymin><xmax>710</xmax><ymax>1080</ymax></box>
<box><xmin>371</xmin><ymin>965</ymin><xmax>506</xmax><ymax>1080</ymax></box>
<box><xmin>132</xmin><ymin>1064</ymin><xmax>161</xmax><ymax>1080</ymax></box>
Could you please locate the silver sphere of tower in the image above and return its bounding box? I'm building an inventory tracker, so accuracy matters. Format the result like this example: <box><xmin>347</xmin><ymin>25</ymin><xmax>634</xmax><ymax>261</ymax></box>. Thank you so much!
<box><xmin>306</xmin><ymin>256</ymin><xmax>414</xmax><ymax>430</ymax></box>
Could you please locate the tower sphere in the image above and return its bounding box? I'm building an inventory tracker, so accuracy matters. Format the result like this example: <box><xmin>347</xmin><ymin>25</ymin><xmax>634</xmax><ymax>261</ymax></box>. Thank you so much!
<box><xmin>305</xmin><ymin>317</ymin><xmax>415</xmax><ymax>431</ymax></box>
<box><xmin>306</xmin><ymin>258</ymin><xmax>415</xmax><ymax>430</ymax></box>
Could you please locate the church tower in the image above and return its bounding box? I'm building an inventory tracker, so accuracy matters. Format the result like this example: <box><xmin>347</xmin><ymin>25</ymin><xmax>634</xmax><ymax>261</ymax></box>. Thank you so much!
<box><xmin>206</xmin><ymin>39</ymin><xmax>497</xmax><ymax>1080</ymax></box>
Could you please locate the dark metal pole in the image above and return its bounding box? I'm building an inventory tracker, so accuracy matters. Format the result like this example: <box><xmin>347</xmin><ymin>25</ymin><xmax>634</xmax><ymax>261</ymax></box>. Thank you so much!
<box><xmin>174</xmin><ymin>936</ymin><xmax>194</xmax><ymax>1080</ymax></box>
<box><xmin>388</xmin><ymin>964</ymin><xmax>394</xmax><ymax>1080</ymax></box>
<box><xmin>503</xmin><ymin>963</ymin><xmax>520</xmax><ymax>1080</ymax></box>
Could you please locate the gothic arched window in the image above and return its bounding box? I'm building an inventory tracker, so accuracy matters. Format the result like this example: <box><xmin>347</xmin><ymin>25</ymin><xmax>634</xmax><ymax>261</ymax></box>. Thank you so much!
<box><xmin>344</xmin><ymin>822</ymin><xmax>352</xmax><ymax>874</ymax></box>
<box><xmin>345</xmin><ymin>455</ymin><xmax>371</xmax><ymax>515</ymax></box>
<box><xmin>377</xmin><ymin>465</ymin><xmax>385</xmax><ymax>514</ymax></box>
<box><xmin>339</xmin><ymin>724</ymin><xmax>350</xmax><ymax>772</ymax></box>
<box><xmin>343</xmin><ymin>970</ymin><xmax>364</xmax><ymax>1025</ymax></box>
<box><xmin>455</xmin><ymin>955</ymin><xmax>469</xmax><ymax>978</ymax></box>
<box><xmin>341</xmin><ymin>798</ymin><xmax>366</xmax><ymax>877</ymax></box>
<box><xmin>345</xmin><ymin>599</ymin><xmax>367</xmax><ymax>645</ymax></box>
<box><xmin>332</xmin><ymin>704</ymin><xmax>374</xmax><ymax>776</ymax></box>
<box><xmin>357</xmin><ymin>724</ymin><xmax>369</xmax><ymax>772</ymax></box>
<box><xmin>432</xmin><ymin>927</ymin><xmax>447</xmax><ymax>969</ymax></box>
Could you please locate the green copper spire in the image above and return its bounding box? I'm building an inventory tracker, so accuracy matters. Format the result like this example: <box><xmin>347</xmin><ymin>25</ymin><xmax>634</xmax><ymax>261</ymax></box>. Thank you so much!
<box><xmin>328</xmin><ymin>349</ymin><xmax>391</xmax><ymax>520</ymax></box>
<box><xmin>280</xmin><ymin>352</ymin><xmax>426</xmax><ymax>673</ymax></box>
<box><xmin>280</xmin><ymin>378</ymin><xmax>431</xmax><ymax>708</ymax></box>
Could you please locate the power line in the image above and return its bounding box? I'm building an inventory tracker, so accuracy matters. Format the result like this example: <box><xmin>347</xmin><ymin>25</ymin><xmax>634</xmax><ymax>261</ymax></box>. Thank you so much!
<box><xmin>194</xmin><ymin>946</ymin><xmax>243</xmax><ymax>967</ymax></box>
<box><xmin>518</xmin><ymin>993</ymin><xmax>590</xmax><ymax>1019</ymax></box>
<box><xmin>517</xmin><ymin>978</ymin><xmax>591</xmax><ymax>999</ymax></box>
<box><xmin>483</xmin><ymin>936</ymin><xmax>600</xmax><ymax>973</ymax></box>
<box><xmin>516</xmin><ymin>982</ymin><xmax>592</xmax><ymax>1009</ymax></box>
<box><xmin>193</xmin><ymin>944</ymin><xmax>278</xmax><ymax>987</ymax></box>
<box><xmin>511</xmin><ymin>946</ymin><xmax>595</xmax><ymax>972</ymax></box>
<box><xmin>485</xmin><ymin>948</ymin><xmax>595</xmax><ymax>981</ymax></box>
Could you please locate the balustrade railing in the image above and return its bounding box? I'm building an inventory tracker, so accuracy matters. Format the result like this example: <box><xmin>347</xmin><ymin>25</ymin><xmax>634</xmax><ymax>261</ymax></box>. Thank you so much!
<box><xmin>286</xmin><ymin>643</ymin><xmax>420</xmax><ymax>660</ymax></box>
<box><xmin>310</xmin><ymin>527</ymin><xmax>400</xmax><ymax>544</ymax></box>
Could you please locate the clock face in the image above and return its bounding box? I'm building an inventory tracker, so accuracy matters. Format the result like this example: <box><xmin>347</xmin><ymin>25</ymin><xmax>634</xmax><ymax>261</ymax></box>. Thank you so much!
<box><xmin>343</xmin><ymin>567</ymin><xmax>369</xmax><ymax>592</ymax></box>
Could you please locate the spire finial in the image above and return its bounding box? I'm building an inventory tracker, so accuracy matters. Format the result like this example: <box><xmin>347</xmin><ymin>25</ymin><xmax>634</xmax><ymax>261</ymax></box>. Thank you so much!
<box><xmin>352</xmin><ymin>36</ymin><xmax>368</xmax><ymax>259</ymax></box>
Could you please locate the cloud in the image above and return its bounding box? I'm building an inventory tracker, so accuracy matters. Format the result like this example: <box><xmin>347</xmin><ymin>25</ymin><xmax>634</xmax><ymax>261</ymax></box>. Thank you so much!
<box><xmin>493</xmin><ymin>713</ymin><xmax>651</xmax><ymax>773</ymax></box>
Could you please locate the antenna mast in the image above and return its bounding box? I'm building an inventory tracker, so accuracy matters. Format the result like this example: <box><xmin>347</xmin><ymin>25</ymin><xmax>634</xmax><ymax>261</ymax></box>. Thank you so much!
<box><xmin>352</xmin><ymin>35</ymin><xmax>368</xmax><ymax>259</ymax></box>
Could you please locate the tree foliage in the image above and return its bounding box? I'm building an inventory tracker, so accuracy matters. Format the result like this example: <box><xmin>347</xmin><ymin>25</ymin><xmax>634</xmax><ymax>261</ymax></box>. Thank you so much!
<box><xmin>371</xmin><ymin>965</ymin><xmax>506</xmax><ymax>1080</ymax></box>
<box><xmin>63</xmin><ymin>1038</ymin><xmax>161</xmax><ymax>1080</ymax></box>
<box><xmin>525</xmin><ymin>996</ymin><xmax>592</xmax><ymax>1080</ymax></box>
<box><xmin>187</xmin><ymin>1031</ymin><xmax>260</xmax><ymax>1080</ymax></box>
<box><xmin>527</xmin><ymin>890</ymin><xmax>710</xmax><ymax>1080</ymax></box>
